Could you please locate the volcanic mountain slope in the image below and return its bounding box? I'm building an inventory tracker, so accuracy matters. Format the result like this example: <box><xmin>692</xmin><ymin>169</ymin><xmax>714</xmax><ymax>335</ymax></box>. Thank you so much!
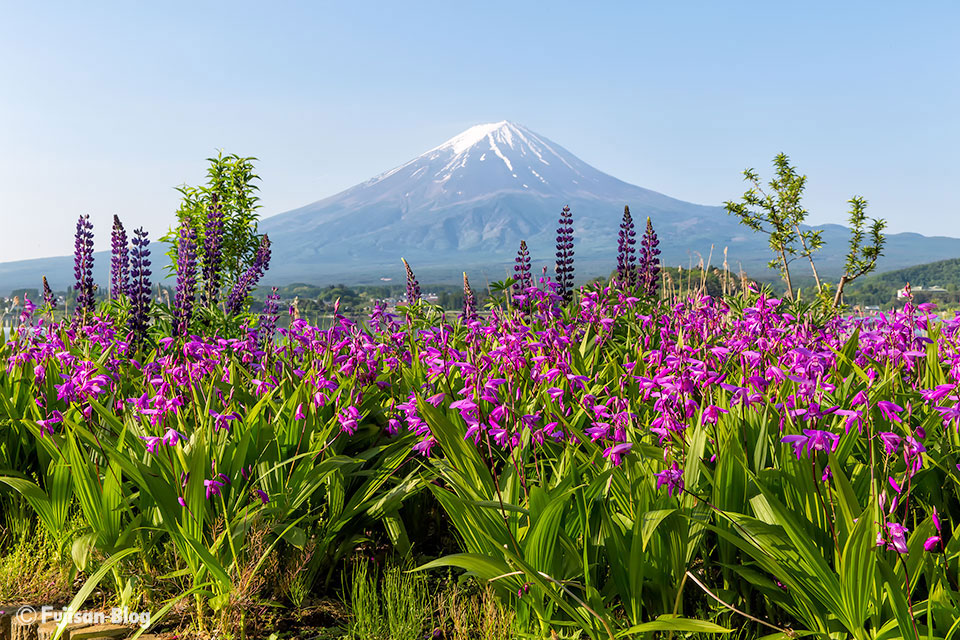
<box><xmin>261</xmin><ymin>121</ymin><xmax>960</xmax><ymax>284</ymax></box>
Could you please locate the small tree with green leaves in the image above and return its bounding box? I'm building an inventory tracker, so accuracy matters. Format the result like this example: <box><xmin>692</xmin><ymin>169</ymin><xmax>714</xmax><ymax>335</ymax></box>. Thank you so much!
<box><xmin>163</xmin><ymin>152</ymin><xmax>263</xmax><ymax>295</ymax></box>
<box><xmin>725</xmin><ymin>153</ymin><xmax>825</xmax><ymax>299</ymax></box>
<box><xmin>833</xmin><ymin>196</ymin><xmax>886</xmax><ymax>307</ymax></box>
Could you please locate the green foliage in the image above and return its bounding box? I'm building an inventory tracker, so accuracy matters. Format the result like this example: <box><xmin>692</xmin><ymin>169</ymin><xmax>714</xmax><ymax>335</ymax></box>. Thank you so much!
<box><xmin>348</xmin><ymin>559</ymin><xmax>386</xmax><ymax>639</ymax></box>
<box><xmin>163</xmin><ymin>152</ymin><xmax>263</xmax><ymax>288</ymax></box>
<box><xmin>439</xmin><ymin>582</ymin><xmax>518</xmax><ymax>640</ymax></box>
<box><xmin>383</xmin><ymin>562</ymin><xmax>433</xmax><ymax>640</ymax></box>
<box><xmin>0</xmin><ymin>524</ymin><xmax>73</xmax><ymax>603</ymax></box>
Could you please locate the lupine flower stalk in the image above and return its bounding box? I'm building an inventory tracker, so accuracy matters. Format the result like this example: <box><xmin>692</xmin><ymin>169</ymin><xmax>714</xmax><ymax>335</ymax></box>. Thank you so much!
<box><xmin>258</xmin><ymin>287</ymin><xmax>281</xmax><ymax>350</ymax></box>
<box><xmin>461</xmin><ymin>272</ymin><xmax>477</xmax><ymax>323</ymax></box>
<box><xmin>127</xmin><ymin>228</ymin><xmax>152</xmax><ymax>343</ymax></box>
<box><xmin>42</xmin><ymin>276</ymin><xmax>56</xmax><ymax>310</ymax></box>
<box><xmin>637</xmin><ymin>216</ymin><xmax>661</xmax><ymax>297</ymax></box>
<box><xmin>110</xmin><ymin>215</ymin><xmax>129</xmax><ymax>299</ymax></box>
<box><xmin>555</xmin><ymin>205</ymin><xmax>575</xmax><ymax>303</ymax></box>
<box><xmin>201</xmin><ymin>193</ymin><xmax>224</xmax><ymax>308</ymax></box>
<box><xmin>226</xmin><ymin>234</ymin><xmax>271</xmax><ymax>315</ymax></box>
<box><xmin>402</xmin><ymin>258</ymin><xmax>420</xmax><ymax>305</ymax></box>
<box><xmin>513</xmin><ymin>240</ymin><xmax>533</xmax><ymax>299</ymax></box>
<box><xmin>174</xmin><ymin>224</ymin><xmax>197</xmax><ymax>335</ymax></box>
<box><xmin>73</xmin><ymin>214</ymin><xmax>96</xmax><ymax>320</ymax></box>
<box><xmin>616</xmin><ymin>205</ymin><xmax>637</xmax><ymax>288</ymax></box>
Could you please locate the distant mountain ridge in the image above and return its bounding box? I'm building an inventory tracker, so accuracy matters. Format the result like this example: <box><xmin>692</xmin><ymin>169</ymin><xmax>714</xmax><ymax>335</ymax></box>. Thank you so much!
<box><xmin>2</xmin><ymin>120</ymin><xmax>959</xmax><ymax>291</ymax></box>
<box><xmin>860</xmin><ymin>257</ymin><xmax>960</xmax><ymax>287</ymax></box>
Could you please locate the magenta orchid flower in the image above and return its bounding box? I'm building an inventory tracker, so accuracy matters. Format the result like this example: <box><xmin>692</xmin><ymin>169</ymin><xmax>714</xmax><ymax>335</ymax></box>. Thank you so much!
<box><xmin>36</xmin><ymin>410</ymin><xmax>63</xmax><ymax>436</ymax></box>
<box><xmin>655</xmin><ymin>462</ymin><xmax>684</xmax><ymax>496</ymax></box>
<box><xmin>603</xmin><ymin>442</ymin><xmax>632</xmax><ymax>466</ymax></box>
<box><xmin>876</xmin><ymin>400</ymin><xmax>903</xmax><ymax>423</ymax></box>
<box><xmin>204</xmin><ymin>479</ymin><xmax>225</xmax><ymax>500</ymax></box>
<box><xmin>878</xmin><ymin>522</ymin><xmax>909</xmax><ymax>554</ymax></box>
<box><xmin>338</xmin><ymin>406</ymin><xmax>361</xmax><ymax>435</ymax></box>
<box><xmin>878</xmin><ymin>432</ymin><xmax>901</xmax><ymax>455</ymax></box>
<box><xmin>780</xmin><ymin>429</ymin><xmax>840</xmax><ymax>460</ymax></box>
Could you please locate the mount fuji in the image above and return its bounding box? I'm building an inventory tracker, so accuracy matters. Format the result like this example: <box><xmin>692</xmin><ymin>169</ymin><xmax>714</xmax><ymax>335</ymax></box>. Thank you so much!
<box><xmin>261</xmin><ymin>121</ymin><xmax>960</xmax><ymax>285</ymax></box>
<box><xmin>262</xmin><ymin>121</ymin><xmax>732</xmax><ymax>283</ymax></box>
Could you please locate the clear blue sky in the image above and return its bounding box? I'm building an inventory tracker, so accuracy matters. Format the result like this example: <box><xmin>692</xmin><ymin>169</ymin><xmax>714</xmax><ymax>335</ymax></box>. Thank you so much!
<box><xmin>1</xmin><ymin>1</ymin><xmax>957</xmax><ymax>261</ymax></box>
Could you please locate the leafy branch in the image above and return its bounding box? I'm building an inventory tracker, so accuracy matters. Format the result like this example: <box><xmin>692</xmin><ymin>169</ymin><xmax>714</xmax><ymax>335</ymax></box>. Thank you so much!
<box><xmin>725</xmin><ymin>154</ymin><xmax>816</xmax><ymax>299</ymax></box>
<box><xmin>833</xmin><ymin>196</ymin><xmax>886</xmax><ymax>307</ymax></box>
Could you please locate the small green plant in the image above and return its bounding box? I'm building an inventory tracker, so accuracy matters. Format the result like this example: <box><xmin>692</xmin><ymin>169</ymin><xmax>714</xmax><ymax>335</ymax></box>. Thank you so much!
<box><xmin>0</xmin><ymin>525</ymin><xmax>73</xmax><ymax>603</ymax></box>
<box><xmin>280</xmin><ymin>541</ymin><xmax>318</xmax><ymax>608</ymax></box>
<box><xmin>345</xmin><ymin>559</ymin><xmax>433</xmax><ymax>640</ymax></box>
<box><xmin>440</xmin><ymin>582</ymin><xmax>517</xmax><ymax>640</ymax></box>
<box><xmin>348</xmin><ymin>559</ymin><xmax>385</xmax><ymax>639</ymax></box>
<box><xmin>383</xmin><ymin>562</ymin><xmax>432</xmax><ymax>640</ymax></box>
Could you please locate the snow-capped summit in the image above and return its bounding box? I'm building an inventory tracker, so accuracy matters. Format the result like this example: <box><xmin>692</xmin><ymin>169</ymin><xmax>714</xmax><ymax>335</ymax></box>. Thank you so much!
<box><xmin>427</xmin><ymin>120</ymin><xmax>515</xmax><ymax>155</ymax></box>
<box><xmin>421</xmin><ymin>120</ymin><xmax>580</xmax><ymax>179</ymax></box>
<box><xmin>355</xmin><ymin>120</ymin><xmax>627</xmax><ymax>204</ymax></box>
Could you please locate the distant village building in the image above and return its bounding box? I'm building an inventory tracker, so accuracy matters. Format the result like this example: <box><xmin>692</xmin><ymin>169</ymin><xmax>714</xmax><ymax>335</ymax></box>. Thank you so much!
<box><xmin>897</xmin><ymin>283</ymin><xmax>948</xmax><ymax>300</ymax></box>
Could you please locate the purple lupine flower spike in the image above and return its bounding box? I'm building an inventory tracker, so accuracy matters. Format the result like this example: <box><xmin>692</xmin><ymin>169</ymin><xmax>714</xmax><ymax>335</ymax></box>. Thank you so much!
<box><xmin>174</xmin><ymin>224</ymin><xmax>197</xmax><ymax>335</ymax></box>
<box><xmin>512</xmin><ymin>240</ymin><xmax>533</xmax><ymax>300</ymax></box>
<box><xmin>638</xmin><ymin>217</ymin><xmax>661</xmax><ymax>295</ymax></box>
<box><xmin>616</xmin><ymin>205</ymin><xmax>637</xmax><ymax>288</ymax></box>
<box><xmin>226</xmin><ymin>234</ymin><xmax>272</xmax><ymax>315</ymax></box>
<box><xmin>555</xmin><ymin>205</ymin><xmax>575</xmax><ymax>303</ymax></box>
<box><xmin>110</xmin><ymin>214</ymin><xmax>129</xmax><ymax>300</ymax></box>
<box><xmin>42</xmin><ymin>276</ymin><xmax>56</xmax><ymax>309</ymax></box>
<box><xmin>637</xmin><ymin>216</ymin><xmax>661</xmax><ymax>297</ymax></box>
<box><xmin>127</xmin><ymin>227</ymin><xmax>152</xmax><ymax>343</ymax></box>
<box><xmin>73</xmin><ymin>214</ymin><xmax>96</xmax><ymax>320</ymax></box>
<box><xmin>461</xmin><ymin>272</ymin><xmax>477</xmax><ymax>323</ymax></box>
<box><xmin>201</xmin><ymin>193</ymin><xmax>224</xmax><ymax>308</ymax></box>
<box><xmin>257</xmin><ymin>286</ymin><xmax>281</xmax><ymax>349</ymax></box>
<box><xmin>402</xmin><ymin>258</ymin><xmax>420</xmax><ymax>305</ymax></box>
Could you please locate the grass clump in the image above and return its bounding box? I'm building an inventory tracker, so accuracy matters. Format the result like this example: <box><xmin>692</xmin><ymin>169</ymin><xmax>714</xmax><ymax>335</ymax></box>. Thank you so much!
<box><xmin>346</xmin><ymin>559</ymin><xmax>433</xmax><ymax>640</ymax></box>
<box><xmin>0</xmin><ymin>525</ymin><xmax>72</xmax><ymax>604</ymax></box>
